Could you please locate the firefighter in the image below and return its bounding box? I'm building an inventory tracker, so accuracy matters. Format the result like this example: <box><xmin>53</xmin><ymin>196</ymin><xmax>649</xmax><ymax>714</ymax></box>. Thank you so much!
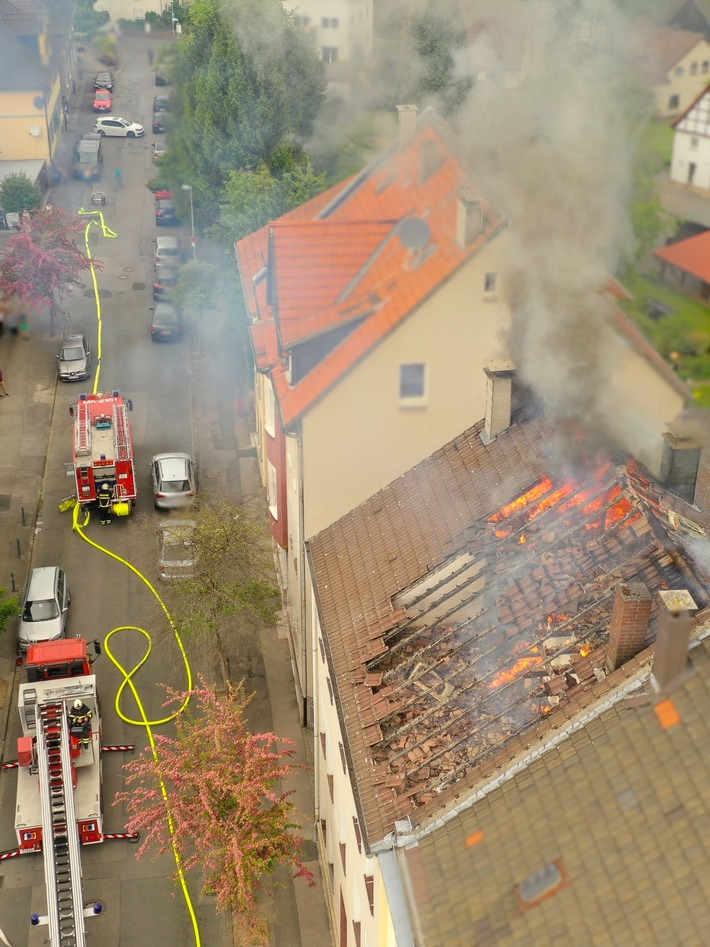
<box><xmin>68</xmin><ymin>698</ymin><xmax>93</xmax><ymax>748</ymax></box>
<box><xmin>97</xmin><ymin>482</ymin><xmax>113</xmax><ymax>525</ymax></box>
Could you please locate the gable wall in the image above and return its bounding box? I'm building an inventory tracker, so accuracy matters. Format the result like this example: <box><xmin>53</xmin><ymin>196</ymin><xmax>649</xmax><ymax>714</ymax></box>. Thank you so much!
<box><xmin>653</xmin><ymin>40</ymin><xmax>710</xmax><ymax>116</ymax></box>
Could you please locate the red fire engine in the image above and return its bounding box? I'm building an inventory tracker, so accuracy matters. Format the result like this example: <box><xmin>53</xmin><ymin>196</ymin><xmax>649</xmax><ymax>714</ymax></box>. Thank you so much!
<box><xmin>7</xmin><ymin>639</ymin><xmax>136</xmax><ymax>944</ymax></box>
<box><xmin>71</xmin><ymin>391</ymin><xmax>136</xmax><ymax>517</ymax></box>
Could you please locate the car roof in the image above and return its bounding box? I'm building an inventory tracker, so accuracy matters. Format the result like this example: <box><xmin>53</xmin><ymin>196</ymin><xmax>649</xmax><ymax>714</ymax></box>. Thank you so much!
<box><xmin>154</xmin><ymin>453</ymin><xmax>193</xmax><ymax>478</ymax></box>
<box><xmin>61</xmin><ymin>334</ymin><xmax>85</xmax><ymax>347</ymax></box>
<box><xmin>155</xmin><ymin>235</ymin><xmax>179</xmax><ymax>248</ymax></box>
<box><xmin>26</xmin><ymin>566</ymin><xmax>59</xmax><ymax>598</ymax></box>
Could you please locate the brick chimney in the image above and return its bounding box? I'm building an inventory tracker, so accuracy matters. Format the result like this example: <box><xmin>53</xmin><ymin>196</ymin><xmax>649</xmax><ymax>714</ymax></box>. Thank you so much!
<box><xmin>606</xmin><ymin>582</ymin><xmax>652</xmax><ymax>672</ymax></box>
<box><xmin>651</xmin><ymin>589</ymin><xmax>697</xmax><ymax>692</ymax></box>
<box><xmin>659</xmin><ymin>421</ymin><xmax>703</xmax><ymax>503</ymax></box>
<box><xmin>456</xmin><ymin>191</ymin><xmax>483</xmax><ymax>248</ymax></box>
<box><xmin>482</xmin><ymin>359</ymin><xmax>516</xmax><ymax>443</ymax></box>
<box><xmin>396</xmin><ymin>104</ymin><xmax>418</xmax><ymax>147</ymax></box>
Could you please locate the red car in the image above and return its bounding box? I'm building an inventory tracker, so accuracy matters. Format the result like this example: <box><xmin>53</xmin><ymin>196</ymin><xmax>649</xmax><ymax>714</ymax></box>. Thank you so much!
<box><xmin>93</xmin><ymin>89</ymin><xmax>113</xmax><ymax>112</ymax></box>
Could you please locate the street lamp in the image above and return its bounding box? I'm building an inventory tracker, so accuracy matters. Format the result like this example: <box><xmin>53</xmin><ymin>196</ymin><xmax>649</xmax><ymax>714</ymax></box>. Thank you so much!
<box><xmin>182</xmin><ymin>184</ymin><xmax>196</xmax><ymax>260</ymax></box>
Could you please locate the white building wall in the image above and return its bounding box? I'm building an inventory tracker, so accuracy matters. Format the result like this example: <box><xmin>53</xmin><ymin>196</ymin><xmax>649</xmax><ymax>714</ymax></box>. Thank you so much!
<box><xmin>95</xmin><ymin>0</ymin><xmax>165</xmax><ymax>18</ymax></box>
<box><xmin>311</xmin><ymin>588</ymin><xmax>396</xmax><ymax>947</ymax></box>
<box><xmin>284</xmin><ymin>0</ymin><xmax>373</xmax><ymax>62</ymax></box>
<box><xmin>670</xmin><ymin>130</ymin><xmax>710</xmax><ymax>189</ymax></box>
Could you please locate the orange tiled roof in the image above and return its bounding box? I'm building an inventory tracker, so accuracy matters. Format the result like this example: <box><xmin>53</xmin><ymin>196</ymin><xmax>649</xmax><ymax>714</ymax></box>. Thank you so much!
<box><xmin>308</xmin><ymin>414</ymin><xmax>709</xmax><ymax>848</ymax></box>
<box><xmin>655</xmin><ymin>228</ymin><xmax>710</xmax><ymax>282</ymax></box>
<box><xmin>236</xmin><ymin>108</ymin><xmax>505</xmax><ymax>425</ymax></box>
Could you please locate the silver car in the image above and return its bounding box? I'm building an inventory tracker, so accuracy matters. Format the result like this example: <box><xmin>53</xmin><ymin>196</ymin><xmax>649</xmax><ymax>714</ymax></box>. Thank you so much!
<box><xmin>19</xmin><ymin>567</ymin><xmax>70</xmax><ymax>651</ymax></box>
<box><xmin>57</xmin><ymin>334</ymin><xmax>91</xmax><ymax>382</ymax></box>
<box><xmin>151</xmin><ymin>453</ymin><xmax>197</xmax><ymax>510</ymax></box>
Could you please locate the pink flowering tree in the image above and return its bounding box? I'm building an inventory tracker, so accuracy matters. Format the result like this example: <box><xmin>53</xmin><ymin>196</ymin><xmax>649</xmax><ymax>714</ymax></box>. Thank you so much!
<box><xmin>0</xmin><ymin>206</ymin><xmax>98</xmax><ymax>330</ymax></box>
<box><xmin>114</xmin><ymin>679</ymin><xmax>315</xmax><ymax>943</ymax></box>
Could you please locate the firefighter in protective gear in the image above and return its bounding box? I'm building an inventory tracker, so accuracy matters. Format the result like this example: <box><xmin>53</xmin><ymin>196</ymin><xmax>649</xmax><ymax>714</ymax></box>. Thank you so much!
<box><xmin>97</xmin><ymin>482</ymin><xmax>112</xmax><ymax>525</ymax></box>
<box><xmin>68</xmin><ymin>698</ymin><xmax>93</xmax><ymax>749</ymax></box>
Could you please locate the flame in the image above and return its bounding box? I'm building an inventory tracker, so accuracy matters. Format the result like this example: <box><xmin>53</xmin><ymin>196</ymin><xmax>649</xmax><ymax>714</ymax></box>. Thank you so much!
<box><xmin>579</xmin><ymin>644</ymin><xmax>591</xmax><ymax>657</ymax></box>
<box><xmin>489</xmin><ymin>477</ymin><xmax>554</xmax><ymax>523</ymax></box>
<box><xmin>487</xmin><ymin>656</ymin><xmax>543</xmax><ymax>688</ymax></box>
<box><xmin>546</xmin><ymin>613</ymin><xmax>571</xmax><ymax>627</ymax></box>
<box><xmin>539</xmin><ymin>704</ymin><xmax>552</xmax><ymax>714</ymax></box>
<box><xmin>519</xmin><ymin>534</ymin><xmax>527</xmax><ymax>544</ymax></box>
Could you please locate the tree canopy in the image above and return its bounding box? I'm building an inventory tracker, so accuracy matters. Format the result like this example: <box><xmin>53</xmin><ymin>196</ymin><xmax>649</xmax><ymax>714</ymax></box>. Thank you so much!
<box><xmin>115</xmin><ymin>680</ymin><xmax>314</xmax><ymax>942</ymax></box>
<box><xmin>0</xmin><ymin>173</ymin><xmax>43</xmax><ymax>214</ymax></box>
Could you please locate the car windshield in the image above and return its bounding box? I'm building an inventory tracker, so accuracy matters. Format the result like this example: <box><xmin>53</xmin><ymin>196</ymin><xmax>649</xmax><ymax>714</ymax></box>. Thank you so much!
<box><xmin>119</xmin><ymin>119</ymin><xmax>130</xmax><ymax>127</ymax></box>
<box><xmin>156</xmin><ymin>310</ymin><xmax>178</xmax><ymax>326</ymax></box>
<box><xmin>61</xmin><ymin>345</ymin><xmax>84</xmax><ymax>361</ymax></box>
<box><xmin>160</xmin><ymin>479</ymin><xmax>190</xmax><ymax>493</ymax></box>
<box><xmin>24</xmin><ymin>599</ymin><xmax>59</xmax><ymax>622</ymax></box>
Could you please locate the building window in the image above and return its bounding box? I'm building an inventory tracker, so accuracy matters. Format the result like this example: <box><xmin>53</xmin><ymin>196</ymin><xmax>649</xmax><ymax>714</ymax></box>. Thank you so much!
<box><xmin>399</xmin><ymin>363</ymin><xmax>426</xmax><ymax>401</ymax></box>
<box><xmin>322</xmin><ymin>46</ymin><xmax>339</xmax><ymax>63</ymax></box>
<box><xmin>702</xmin><ymin>60</ymin><xmax>709</xmax><ymax>73</ymax></box>
<box><xmin>484</xmin><ymin>272</ymin><xmax>498</xmax><ymax>294</ymax></box>
<box><xmin>691</xmin><ymin>137</ymin><xmax>700</xmax><ymax>150</ymax></box>
<box><xmin>320</xmin><ymin>732</ymin><xmax>327</xmax><ymax>757</ymax></box>
<box><xmin>326</xmin><ymin>677</ymin><xmax>334</xmax><ymax>704</ymax></box>
<box><xmin>320</xmin><ymin>819</ymin><xmax>327</xmax><ymax>844</ymax></box>
<box><xmin>364</xmin><ymin>875</ymin><xmax>375</xmax><ymax>915</ymax></box>
<box><xmin>669</xmin><ymin>94</ymin><xmax>680</xmax><ymax>110</ymax></box>
<box><xmin>675</xmin><ymin>66</ymin><xmax>684</xmax><ymax>76</ymax></box>
<box><xmin>264</xmin><ymin>380</ymin><xmax>275</xmax><ymax>437</ymax></box>
<box><xmin>319</xmin><ymin>637</ymin><xmax>326</xmax><ymax>662</ymax></box>
<box><xmin>691</xmin><ymin>61</ymin><xmax>698</xmax><ymax>75</ymax></box>
<box><xmin>267</xmin><ymin>460</ymin><xmax>278</xmax><ymax>519</ymax></box>
<box><xmin>352</xmin><ymin>921</ymin><xmax>362</xmax><ymax>947</ymax></box>
<box><xmin>339</xmin><ymin>842</ymin><xmax>347</xmax><ymax>873</ymax></box>
<box><xmin>353</xmin><ymin>817</ymin><xmax>362</xmax><ymax>853</ymax></box>
<box><xmin>321</xmin><ymin>16</ymin><xmax>339</xmax><ymax>27</ymax></box>
<box><xmin>329</xmin><ymin>862</ymin><xmax>334</xmax><ymax>891</ymax></box>
<box><xmin>338</xmin><ymin>742</ymin><xmax>347</xmax><ymax>773</ymax></box>
<box><xmin>327</xmin><ymin>774</ymin><xmax>334</xmax><ymax>802</ymax></box>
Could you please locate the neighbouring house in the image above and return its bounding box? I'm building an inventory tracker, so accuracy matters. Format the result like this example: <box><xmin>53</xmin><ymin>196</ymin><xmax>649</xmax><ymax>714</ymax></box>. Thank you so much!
<box><xmin>670</xmin><ymin>80</ymin><xmax>710</xmax><ymax>188</ymax></box>
<box><xmin>655</xmin><ymin>227</ymin><xmax>710</xmax><ymax>295</ymax></box>
<box><xmin>669</xmin><ymin>0</ymin><xmax>710</xmax><ymax>41</ymax></box>
<box><xmin>283</xmin><ymin>0</ymin><xmax>373</xmax><ymax>64</ymax></box>
<box><xmin>94</xmin><ymin>0</ymin><xmax>165</xmax><ymax>19</ymax></box>
<box><xmin>236</xmin><ymin>105</ymin><xmax>691</xmax><ymax>722</ymax></box>
<box><xmin>0</xmin><ymin>0</ymin><xmax>77</xmax><ymax>177</ymax></box>
<box><xmin>630</xmin><ymin>18</ymin><xmax>710</xmax><ymax>117</ymax></box>
<box><xmin>307</xmin><ymin>391</ymin><xmax>710</xmax><ymax>946</ymax></box>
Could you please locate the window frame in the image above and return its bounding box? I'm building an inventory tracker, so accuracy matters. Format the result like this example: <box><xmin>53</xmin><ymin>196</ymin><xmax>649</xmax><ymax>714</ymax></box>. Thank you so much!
<box><xmin>399</xmin><ymin>362</ymin><xmax>427</xmax><ymax>405</ymax></box>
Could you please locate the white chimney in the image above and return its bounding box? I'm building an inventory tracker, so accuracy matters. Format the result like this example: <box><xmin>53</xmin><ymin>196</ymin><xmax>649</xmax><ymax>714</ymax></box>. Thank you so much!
<box><xmin>456</xmin><ymin>192</ymin><xmax>483</xmax><ymax>248</ymax></box>
<box><xmin>482</xmin><ymin>359</ymin><xmax>516</xmax><ymax>443</ymax></box>
<box><xmin>651</xmin><ymin>590</ymin><xmax>697</xmax><ymax>692</ymax></box>
<box><xmin>396</xmin><ymin>104</ymin><xmax>418</xmax><ymax>147</ymax></box>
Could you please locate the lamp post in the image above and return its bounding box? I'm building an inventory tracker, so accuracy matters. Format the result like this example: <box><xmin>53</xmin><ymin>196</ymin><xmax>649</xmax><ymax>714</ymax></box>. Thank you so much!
<box><xmin>181</xmin><ymin>184</ymin><xmax>196</xmax><ymax>260</ymax></box>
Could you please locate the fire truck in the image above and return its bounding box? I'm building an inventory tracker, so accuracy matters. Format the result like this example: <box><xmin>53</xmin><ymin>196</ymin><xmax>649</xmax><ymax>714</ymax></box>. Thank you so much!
<box><xmin>9</xmin><ymin>638</ymin><xmax>135</xmax><ymax>944</ymax></box>
<box><xmin>70</xmin><ymin>391</ymin><xmax>136</xmax><ymax>518</ymax></box>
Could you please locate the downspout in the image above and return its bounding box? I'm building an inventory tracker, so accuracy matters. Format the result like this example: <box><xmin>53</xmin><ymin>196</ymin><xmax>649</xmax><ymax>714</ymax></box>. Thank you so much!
<box><xmin>285</xmin><ymin>427</ymin><xmax>308</xmax><ymax>728</ymax></box>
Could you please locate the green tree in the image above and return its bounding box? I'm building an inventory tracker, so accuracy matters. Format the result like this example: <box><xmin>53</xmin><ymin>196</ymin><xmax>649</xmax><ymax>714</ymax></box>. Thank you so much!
<box><xmin>160</xmin><ymin>0</ymin><xmax>326</xmax><ymax>214</ymax></box>
<box><xmin>397</xmin><ymin>12</ymin><xmax>473</xmax><ymax>117</ymax></box>
<box><xmin>174</xmin><ymin>259</ymin><xmax>219</xmax><ymax>312</ymax></box>
<box><xmin>215</xmin><ymin>154</ymin><xmax>327</xmax><ymax>242</ymax></box>
<box><xmin>0</xmin><ymin>587</ymin><xmax>21</xmax><ymax>637</ymax></box>
<box><xmin>0</xmin><ymin>173</ymin><xmax>43</xmax><ymax>215</ymax></box>
<box><xmin>73</xmin><ymin>0</ymin><xmax>109</xmax><ymax>33</ymax></box>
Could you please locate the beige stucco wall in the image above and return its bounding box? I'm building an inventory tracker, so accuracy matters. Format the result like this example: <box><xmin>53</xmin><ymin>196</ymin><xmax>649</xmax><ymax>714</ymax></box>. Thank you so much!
<box><xmin>654</xmin><ymin>41</ymin><xmax>710</xmax><ymax>117</ymax></box>
<box><xmin>283</xmin><ymin>0</ymin><xmax>373</xmax><ymax>61</ymax></box>
<box><xmin>0</xmin><ymin>86</ymin><xmax>58</xmax><ymax>162</ymax></box>
<box><xmin>302</xmin><ymin>233</ymin><xmax>514</xmax><ymax>538</ymax></box>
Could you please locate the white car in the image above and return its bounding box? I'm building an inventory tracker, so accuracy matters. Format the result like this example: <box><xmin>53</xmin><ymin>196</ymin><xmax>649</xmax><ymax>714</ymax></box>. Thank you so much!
<box><xmin>94</xmin><ymin>116</ymin><xmax>145</xmax><ymax>138</ymax></box>
<box><xmin>151</xmin><ymin>452</ymin><xmax>197</xmax><ymax>510</ymax></box>
<box><xmin>154</xmin><ymin>235</ymin><xmax>182</xmax><ymax>265</ymax></box>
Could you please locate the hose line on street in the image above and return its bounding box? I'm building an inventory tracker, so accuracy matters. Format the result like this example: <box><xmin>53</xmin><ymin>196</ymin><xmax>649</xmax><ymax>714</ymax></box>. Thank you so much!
<box><xmin>71</xmin><ymin>458</ymin><xmax>202</xmax><ymax>946</ymax></box>
<box><xmin>77</xmin><ymin>208</ymin><xmax>118</xmax><ymax>395</ymax></box>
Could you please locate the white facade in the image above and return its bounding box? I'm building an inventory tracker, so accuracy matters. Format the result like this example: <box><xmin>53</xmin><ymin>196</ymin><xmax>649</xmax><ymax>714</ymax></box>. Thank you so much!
<box><xmin>94</xmin><ymin>0</ymin><xmax>165</xmax><ymax>19</ymax></box>
<box><xmin>284</xmin><ymin>0</ymin><xmax>373</xmax><ymax>63</ymax></box>
<box><xmin>671</xmin><ymin>85</ymin><xmax>710</xmax><ymax>190</ymax></box>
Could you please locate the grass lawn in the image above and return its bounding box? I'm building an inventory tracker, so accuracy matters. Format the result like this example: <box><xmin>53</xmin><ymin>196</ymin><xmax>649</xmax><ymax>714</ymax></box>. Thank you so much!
<box><xmin>619</xmin><ymin>271</ymin><xmax>710</xmax><ymax>406</ymax></box>
<box><xmin>640</xmin><ymin>119</ymin><xmax>675</xmax><ymax>171</ymax></box>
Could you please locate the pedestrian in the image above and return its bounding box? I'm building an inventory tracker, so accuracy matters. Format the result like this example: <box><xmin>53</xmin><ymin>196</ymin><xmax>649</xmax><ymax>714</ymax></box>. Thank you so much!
<box><xmin>0</xmin><ymin>369</ymin><xmax>7</xmax><ymax>397</ymax></box>
<box><xmin>147</xmin><ymin>46</ymin><xmax>154</xmax><ymax>66</ymax></box>
<box><xmin>0</xmin><ymin>311</ymin><xmax>5</xmax><ymax>337</ymax></box>
<box><xmin>19</xmin><ymin>313</ymin><xmax>29</xmax><ymax>339</ymax></box>
<box><xmin>68</xmin><ymin>698</ymin><xmax>93</xmax><ymax>748</ymax></box>
<box><xmin>114</xmin><ymin>167</ymin><xmax>122</xmax><ymax>188</ymax></box>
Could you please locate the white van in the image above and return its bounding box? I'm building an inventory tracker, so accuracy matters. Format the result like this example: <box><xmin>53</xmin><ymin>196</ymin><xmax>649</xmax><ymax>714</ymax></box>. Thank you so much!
<box><xmin>18</xmin><ymin>567</ymin><xmax>71</xmax><ymax>651</ymax></box>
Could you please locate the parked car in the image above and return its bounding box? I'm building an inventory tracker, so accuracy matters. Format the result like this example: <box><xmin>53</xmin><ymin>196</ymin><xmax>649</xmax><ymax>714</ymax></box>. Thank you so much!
<box><xmin>153</xmin><ymin>263</ymin><xmax>180</xmax><ymax>300</ymax></box>
<box><xmin>94</xmin><ymin>71</ymin><xmax>114</xmax><ymax>91</ymax></box>
<box><xmin>153</xmin><ymin>93</ymin><xmax>170</xmax><ymax>112</ymax></box>
<box><xmin>93</xmin><ymin>88</ymin><xmax>112</xmax><ymax>112</ymax></box>
<box><xmin>150</xmin><ymin>302</ymin><xmax>183</xmax><ymax>342</ymax></box>
<box><xmin>154</xmin><ymin>235</ymin><xmax>182</xmax><ymax>265</ymax></box>
<box><xmin>57</xmin><ymin>334</ymin><xmax>91</xmax><ymax>382</ymax></box>
<box><xmin>158</xmin><ymin>520</ymin><xmax>197</xmax><ymax>579</ymax></box>
<box><xmin>152</xmin><ymin>111</ymin><xmax>166</xmax><ymax>134</ymax></box>
<box><xmin>18</xmin><ymin>567</ymin><xmax>70</xmax><ymax>651</ymax></box>
<box><xmin>150</xmin><ymin>453</ymin><xmax>197</xmax><ymax>510</ymax></box>
<box><xmin>155</xmin><ymin>190</ymin><xmax>180</xmax><ymax>226</ymax></box>
<box><xmin>152</xmin><ymin>140</ymin><xmax>168</xmax><ymax>162</ymax></box>
<box><xmin>94</xmin><ymin>116</ymin><xmax>145</xmax><ymax>138</ymax></box>
<box><xmin>155</xmin><ymin>71</ymin><xmax>169</xmax><ymax>87</ymax></box>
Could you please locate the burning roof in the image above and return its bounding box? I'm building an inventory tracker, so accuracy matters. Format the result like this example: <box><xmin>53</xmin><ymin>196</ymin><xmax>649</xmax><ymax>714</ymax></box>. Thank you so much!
<box><xmin>309</xmin><ymin>414</ymin><xmax>709</xmax><ymax>849</ymax></box>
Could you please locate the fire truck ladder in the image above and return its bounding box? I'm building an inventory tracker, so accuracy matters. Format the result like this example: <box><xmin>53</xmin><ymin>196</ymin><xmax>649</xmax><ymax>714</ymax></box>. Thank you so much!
<box><xmin>74</xmin><ymin>401</ymin><xmax>91</xmax><ymax>457</ymax></box>
<box><xmin>37</xmin><ymin>702</ymin><xmax>87</xmax><ymax>947</ymax></box>
<box><xmin>113</xmin><ymin>403</ymin><xmax>130</xmax><ymax>461</ymax></box>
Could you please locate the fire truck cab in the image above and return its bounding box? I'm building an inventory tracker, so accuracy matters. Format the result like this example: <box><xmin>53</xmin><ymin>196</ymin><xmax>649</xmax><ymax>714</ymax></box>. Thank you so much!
<box><xmin>71</xmin><ymin>390</ymin><xmax>136</xmax><ymax>517</ymax></box>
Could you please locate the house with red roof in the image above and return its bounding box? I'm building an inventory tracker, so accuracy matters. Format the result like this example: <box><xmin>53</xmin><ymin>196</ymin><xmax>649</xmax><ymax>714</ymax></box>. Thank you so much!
<box><xmin>630</xmin><ymin>18</ymin><xmax>710</xmax><ymax>117</ymax></box>
<box><xmin>306</xmin><ymin>388</ymin><xmax>710</xmax><ymax>946</ymax></box>
<box><xmin>670</xmin><ymin>80</ymin><xmax>710</xmax><ymax>188</ymax></box>
<box><xmin>655</xmin><ymin>227</ymin><xmax>710</xmax><ymax>294</ymax></box>
<box><xmin>235</xmin><ymin>105</ymin><xmax>691</xmax><ymax>717</ymax></box>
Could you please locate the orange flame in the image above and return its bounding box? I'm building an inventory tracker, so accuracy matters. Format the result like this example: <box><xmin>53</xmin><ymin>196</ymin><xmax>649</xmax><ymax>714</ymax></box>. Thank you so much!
<box><xmin>489</xmin><ymin>477</ymin><xmax>554</xmax><ymax>523</ymax></box>
<box><xmin>487</xmin><ymin>656</ymin><xmax>543</xmax><ymax>688</ymax></box>
<box><xmin>519</xmin><ymin>534</ymin><xmax>527</xmax><ymax>544</ymax></box>
<box><xmin>579</xmin><ymin>644</ymin><xmax>591</xmax><ymax>657</ymax></box>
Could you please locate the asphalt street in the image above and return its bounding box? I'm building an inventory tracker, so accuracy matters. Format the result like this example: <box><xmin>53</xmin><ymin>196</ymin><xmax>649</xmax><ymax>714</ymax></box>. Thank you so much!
<box><xmin>0</xmin><ymin>32</ymin><xmax>328</xmax><ymax>947</ymax></box>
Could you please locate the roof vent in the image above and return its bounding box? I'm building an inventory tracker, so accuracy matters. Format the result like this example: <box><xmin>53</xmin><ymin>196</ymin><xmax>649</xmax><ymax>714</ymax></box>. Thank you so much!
<box><xmin>651</xmin><ymin>589</ymin><xmax>697</xmax><ymax>693</ymax></box>
<box><xmin>514</xmin><ymin>858</ymin><xmax>570</xmax><ymax>912</ymax></box>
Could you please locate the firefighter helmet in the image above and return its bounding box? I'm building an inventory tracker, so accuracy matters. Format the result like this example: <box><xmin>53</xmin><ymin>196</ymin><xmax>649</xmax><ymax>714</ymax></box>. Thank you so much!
<box><xmin>73</xmin><ymin>699</ymin><xmax>84</xmax><ymax>709</ymax></box>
